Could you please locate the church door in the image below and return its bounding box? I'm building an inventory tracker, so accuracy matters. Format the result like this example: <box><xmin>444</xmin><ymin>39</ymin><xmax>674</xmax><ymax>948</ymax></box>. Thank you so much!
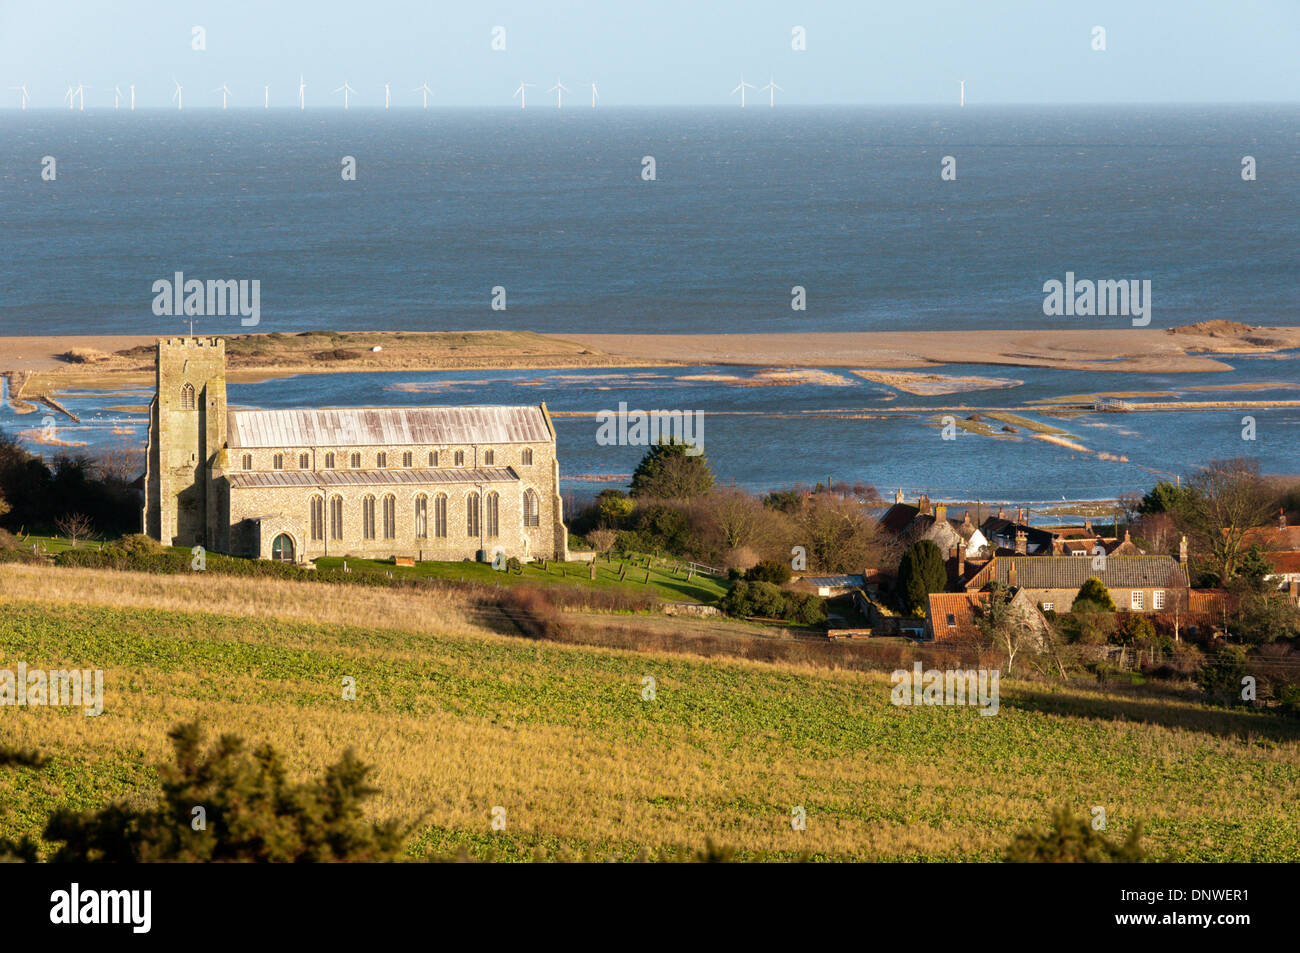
<box><xmin>271</xmin><ymin>534</ymin><xmax>295</xmax><ymax>562</ymax></box>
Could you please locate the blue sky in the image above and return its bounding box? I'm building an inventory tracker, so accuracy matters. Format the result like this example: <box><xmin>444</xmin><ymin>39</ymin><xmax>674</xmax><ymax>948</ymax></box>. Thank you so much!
<box><xmin>2</xmin><ymin>0</ymin><xmax>1298</xmax><ymax>109</ymax></box>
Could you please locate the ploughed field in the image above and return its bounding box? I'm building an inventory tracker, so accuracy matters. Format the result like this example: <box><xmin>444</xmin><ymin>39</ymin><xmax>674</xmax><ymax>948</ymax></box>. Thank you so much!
<box><xmin>1</xmin><ymin>566</ymin><xmax>1297</xmax><ymax>861</ymax></box>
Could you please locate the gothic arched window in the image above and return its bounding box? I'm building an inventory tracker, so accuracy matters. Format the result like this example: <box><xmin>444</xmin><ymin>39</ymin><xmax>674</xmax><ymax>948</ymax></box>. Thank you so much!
<box><xmin>329</xmin><ymin>496</ymin><xmax>344</xmax><ymax>540</ymax></box>
<box><xmin>415</xmin><ymin>494</ymin><xmax>428</xmax><ymax>539</ymax></box>
<box><xmin>523</xmin><ymin>489</ymin><xmax>540</xmax><ymax>527</ymax></box>
<box><xmin>382</xmin><ymin>494</ymin><xmax>396</xmax><ymax>539</ymax></box>
<box><xmin>362</xmin><ymin>495</ymin><xmax>376</xmax><ymax>540</ymax></box>
<box><xmin>466</xmin><ymin>492</ymin><xmax>480</xmax><ymax>538</ymax></box>
<box><xmin>434</xmin><ymin>494</ymin><xmax>447</xmax><ymax>539</ymax></box>
<box><xmin>180</xmin><ymin>382</ymin><xmax>195</xmax><ymax>410</ymax></box>
<box><xmin>310</xmin><ymin>496</ymin><xmax>324</xmax><ymax>541</ymax></box>
<box><xmin>486</xmin><ymin>492</ymin><xmax>499</xmax><ymax>538</ymax></box>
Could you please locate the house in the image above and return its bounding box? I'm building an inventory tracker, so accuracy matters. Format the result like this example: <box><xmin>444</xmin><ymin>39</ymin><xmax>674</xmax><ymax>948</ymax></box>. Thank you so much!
<box><xmin>980</xmin><ymin>508</ymin><xmax>1056</xmax><ymax>555</ymax></box>
<box><xmin>879</xmin><ymin>492</ymin><xmax>990</xmax><ymax>558</ymax></box>
<box><xmin>923</xmin><ymin>589</ymin><xmax>1051</xmax><ymax>648</ymax></box>
<box><xmin>793</xmin><ymin>574</ymin><xmax>865</xmax><ymax>597</ymax></box>
<box><xmin>1242</xmin><ymin>510</ymin><xmax>1300</xmax><ymax>597</ymax></box>
<box><xmin>963</xmin><ymin>555</ymin><xmax>1189</xmax><ymax>614</ymax></box>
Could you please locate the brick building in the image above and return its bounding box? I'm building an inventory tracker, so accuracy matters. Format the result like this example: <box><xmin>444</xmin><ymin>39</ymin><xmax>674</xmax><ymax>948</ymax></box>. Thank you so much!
<box><xmin>143</xmin><ymin>337</ymin><xmax>568</xmax><ymax>563</ymax></box>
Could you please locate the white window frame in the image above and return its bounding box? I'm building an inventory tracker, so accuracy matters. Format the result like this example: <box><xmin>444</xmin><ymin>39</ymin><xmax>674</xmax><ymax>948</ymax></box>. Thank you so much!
<box><xmin>1131</xmin><ymin>590</ymin><xmax>1144</xmax><ymax>611</ymax></box>
<box><xmin>1153</xmin><ymin>590</ymin><xmax>1165</xmax><ymax>610</ymax></box>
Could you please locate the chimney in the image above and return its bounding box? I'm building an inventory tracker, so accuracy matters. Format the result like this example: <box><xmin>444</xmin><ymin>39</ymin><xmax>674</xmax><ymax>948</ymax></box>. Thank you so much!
<box><xmin>1280</xmin><ymin>508</ymin><xmax>1288</xmax><ymax>531</ymax></box>
<box><xmin>1179</xmin><ymin>534</ymin><xmax>1188</xmax><ymax>565</ymax></box>
<box><xmin>895</xmin><ymin>488</ymin><xmax>904</xmax><ymax>504</ymax></box>
<box><xmin>962</xmin><ymin>510</ymin><xmax>973</xmax><ymax>528</ymax></box>
<box><xmin>1016</xmin><ymin>506</ymin><xmax>1025</xmax><ymax>524</ymax></box>
<box><xmin>1008</xmin><ymin>561</ymin><xmax>1018</xmax><ymax>588</ymax></box>
<box><xmin>1084</xmin><ymin>518</ymin><xmax>1093</xmax><ymax>534</ymax></box>
<box><xmin>958</xmin><ymin>544</ymin><xmax>966</xmax><ymax>576</ymax></box>
<box><xmin>935</xmin><ymin>503</ymin><xmax>948</xmax><ymax>523</ymax></box>
<box><xmin>1015</xmin><ymin>530</ymin><xmax>1028</xmax><ymax>554</ymax></box>
<box><xmin>1124</xmin><ymin>528</ymin><xmax>1131</xmax><ymax>543</ymax></box>
<box><xmin>918</xmin><ymin>494</ymin><xmax>931</xmax><ymax>516</ymax></box>
<box><xmin>997</xmin><ymin>507</ymin><xmax>1005</xmax><ymax>520</ymax></box>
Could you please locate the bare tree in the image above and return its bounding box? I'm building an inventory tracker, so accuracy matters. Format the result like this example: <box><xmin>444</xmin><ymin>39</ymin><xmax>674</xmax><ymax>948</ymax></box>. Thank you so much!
<box><xmin>1178</xmin><ymin>458</ymin><xmax>1274</xmax><ymax>585</ymax></box>
<box><xmin>54</xmin><ymin>512</ymin><xmax>94</xmax><ymax>548</ymax></box>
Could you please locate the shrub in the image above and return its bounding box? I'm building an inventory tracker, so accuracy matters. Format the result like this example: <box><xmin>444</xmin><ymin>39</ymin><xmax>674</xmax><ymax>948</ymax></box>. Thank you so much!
<box><xmin>721</xmin><ymin>580</ymin><xmax>825</xmax><ymax>625</ymax></box>
<box><xmin>1006</xmin><ymin>807</ymin><xmax>1147</xmax><ymax>862</ymax></box>
<box><xmin>744</xmin><ymin>559</ymin><xmax>792</xmax><ymax>586</ymax></box>
<box><xmin>1074</xmin><ymin>578</ymin><xmax>1117</xmax><ymax>612</ymax></box>
<box><xmin>12</xmin><ymin>722</ymin><xmax>406</xmax><ymax>862</ymax></box>
<box><xmin>1197</xmin><ymin>645</ymin><xmax>1250</xmax><ymax>706</ymax></box>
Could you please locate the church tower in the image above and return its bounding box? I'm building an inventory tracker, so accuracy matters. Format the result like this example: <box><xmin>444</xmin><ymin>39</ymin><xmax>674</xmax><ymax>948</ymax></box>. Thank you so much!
<box><xmin>143</xmin><ymin>337</ymin><xmax>227</xmax><ymax>547</ymax></box>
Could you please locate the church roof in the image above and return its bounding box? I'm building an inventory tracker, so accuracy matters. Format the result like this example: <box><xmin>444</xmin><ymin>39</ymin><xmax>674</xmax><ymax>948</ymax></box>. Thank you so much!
<box><xmin>227</xmin><ymin>467</ymin><xmax>520</xmax><ymax>490</ymax></box>
<box><xmin>226</xmin><ymin>406</ymin><xmax>551</xmax><ymax>449</ymax></box>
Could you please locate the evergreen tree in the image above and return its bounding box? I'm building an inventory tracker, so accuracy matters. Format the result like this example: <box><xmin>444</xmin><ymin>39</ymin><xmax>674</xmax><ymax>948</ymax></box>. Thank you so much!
<box><xmin>898</xmin><ymin>540</ymin><xmax>947</xmax><ymax>616</ymax></box>
<box><xmin>629</xmin><ymin>440</ymin><xmax>714</xmax><ymax>501</ymax></box>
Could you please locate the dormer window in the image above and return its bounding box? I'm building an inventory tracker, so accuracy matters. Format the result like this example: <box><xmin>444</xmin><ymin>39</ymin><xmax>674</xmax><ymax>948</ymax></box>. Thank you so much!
<box><xmin>180</xmin><ymin>382</ymin><xmax>196</xmax><ymax>410</ymax></box>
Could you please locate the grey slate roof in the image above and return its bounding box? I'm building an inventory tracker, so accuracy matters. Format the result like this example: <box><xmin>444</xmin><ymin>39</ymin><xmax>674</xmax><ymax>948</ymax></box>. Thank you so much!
<box><xmin>226</xmin><ymin>406</ymin><xmax>551</xmax><ymax>449</ymax></box>
<box><xmin>227</xmin><ymin>467</ymin><xmax>520</xmax><ymax>490</ymax></box>
<box><xmin>994</xmin><ymin>555</ymin><xmax>1187</xmax><ymax>590</ymax></box>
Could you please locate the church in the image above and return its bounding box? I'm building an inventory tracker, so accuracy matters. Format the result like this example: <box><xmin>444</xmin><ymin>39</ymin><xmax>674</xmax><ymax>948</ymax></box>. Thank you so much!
<box><xmin>143</xmin><ymin>337</ymin><xmax>569</xmax><ymax>564</ymax></box>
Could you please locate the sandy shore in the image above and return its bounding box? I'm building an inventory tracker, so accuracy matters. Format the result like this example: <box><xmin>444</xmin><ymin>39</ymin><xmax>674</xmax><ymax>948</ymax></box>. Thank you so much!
<box><xmin>552</xmin><ymin>326</ymin><xmax>1300</xmax><ymax>373</ymax></box>
<box><xmin>3</xmin><ymin>325</ymin><xmax>1298</xmax><ymax>386</ymax></box>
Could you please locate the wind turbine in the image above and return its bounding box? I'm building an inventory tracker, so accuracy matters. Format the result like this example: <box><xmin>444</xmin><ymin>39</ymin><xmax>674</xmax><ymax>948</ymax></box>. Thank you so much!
<box><xmin>959</xmin><ymin>79</ymin><xmax>965</xmax><ymax>107</ymax></box>
<box><xmin>72</xmin><ymin>83</ymin><xmax>87</xmax><ymax>111</ymax></box>
<box><xmin>297</xmin><ymin>74</ymin><xmax>306</xmax><ymax>110</ymax></box>
<box><xmin>215</xmin><ymin>83</ymin><xmax>231</xmax><ymax>109</ymax></box>
<box><xmin>587</xmin><ymin>81</ymin><xmax>598</xmax><ymax>107</ymax></box>
<box><xmin>383</xmin><ymin>83</ymin><xmax>391</xmax><ymax>109</ymax></box>
<box><xmin>264</xmin><ymin>84</ymin><xmax>270</xmax><ymax>108</ymax></box>
<box><xmin>512</xmin><ymin>81</ymin><xmax>534</xmax><ymax>109</ymax></box>
<box><xmin>760</xmin><ymin>77</ymin><xmax>782</xmax><ymax>107</ymax></box>
<box><xmin>63</xmin><ymin>86</ymin><xmax>75</xmax><ymax>110</ymax></box>
<box><xmin>413</xmin><ymin>81</ymin><xmax>432</xmax><ymax>108</ymax></box>
<box><xmin>171</xmin><ymin>78</ymin><xmax>183</xmax><ymax>110</ymax></box>
<box><xmin>548</xmin><ymin>77</ymin><xmax>569</xmax><ymax>108</ymax></box>
<box><xmin>107</xmin><ymin>85</ymin><xmax>122</xmax><ymax>109</ymax></box>
<box><xmin>334</xmin><ymin>81</ymin><xmax>356</xmax><ymax>109</ymax></box>
<box><xmin>129</xmin><ymin>84</ymin><xmax>135</xmax><ymax>110</ymax></box>
<box><xmin>730</xmin><ymin>74</ymin><xmax>755</xmax><ymax>108</ymax></box>
<box><xmin>10</xmin><ymin>85</ymin><xmax>29</xmax><ymax>110</ymax></box>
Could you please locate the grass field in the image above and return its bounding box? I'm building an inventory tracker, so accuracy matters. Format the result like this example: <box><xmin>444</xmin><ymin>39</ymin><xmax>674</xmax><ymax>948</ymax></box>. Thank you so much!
<box><xmin>313</xmin><ymin>553</ymin><xmax>729</xmax><ymax>604</ymax></box>
<box><xmin>2</xmin><ymin>565</ymin><xmax>1298</xmax><ymax>861</ymax></box>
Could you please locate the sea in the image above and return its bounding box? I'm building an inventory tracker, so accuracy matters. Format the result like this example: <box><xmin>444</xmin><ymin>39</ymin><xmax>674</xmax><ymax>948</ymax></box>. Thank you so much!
<box><xmin>1</xmin><ymin>106</ymin><xmax>1298</xmax><ymax>502</ymax></box>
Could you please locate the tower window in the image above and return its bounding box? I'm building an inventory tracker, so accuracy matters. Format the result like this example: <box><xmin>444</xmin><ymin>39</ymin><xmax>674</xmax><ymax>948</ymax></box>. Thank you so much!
<box><xmin>180</xmin><ymin>382</ymin><xmax>195</xmax><ymax>410</ymax></box>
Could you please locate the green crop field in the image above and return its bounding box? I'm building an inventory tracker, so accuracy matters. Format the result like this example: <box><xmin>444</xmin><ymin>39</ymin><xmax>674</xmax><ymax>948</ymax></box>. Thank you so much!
<box><xmin>2</xmin><ymin>591</ymin><xmax>1297</xmax><ymax>861</ymax></box>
